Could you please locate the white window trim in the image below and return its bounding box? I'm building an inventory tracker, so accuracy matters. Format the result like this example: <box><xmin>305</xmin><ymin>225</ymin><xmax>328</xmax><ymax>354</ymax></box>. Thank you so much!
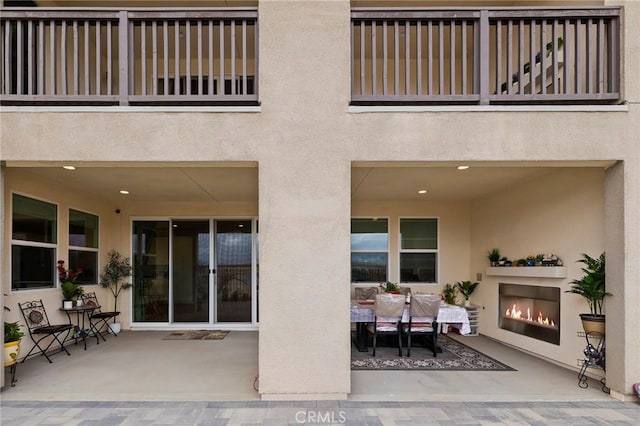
<box><xmin>350</xmin><ymin>216</ymin><xmax>390</xmax><ymax>284</ymax></box>
<box><xmin>398</xmin><ymin>216</ymin><xmax>439</xmax><ymax>284</ymax></box>
<box><xmin>10</xmin><ymin>192</ymin><xmax>59</xmax><ymax>292</ymax></box>
<box><xmin>68</xmin><ymin>207</ymin><xmax>101</xmax><ymax>285</ymax></box>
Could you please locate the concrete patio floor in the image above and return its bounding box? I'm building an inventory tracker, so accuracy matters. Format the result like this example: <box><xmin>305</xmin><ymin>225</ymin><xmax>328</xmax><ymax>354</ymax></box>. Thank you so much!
<box><xmin>0</xmin><ymin>330</ymin><xmax>618</xmax><ymax>402</ymax></box>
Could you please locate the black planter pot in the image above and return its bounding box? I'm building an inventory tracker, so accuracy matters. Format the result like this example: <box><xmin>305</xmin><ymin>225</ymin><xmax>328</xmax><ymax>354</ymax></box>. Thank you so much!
<box><xmin>579</xmin><ymin>313</ymin><xmax>605</xmax><ymax>336</ymax></box>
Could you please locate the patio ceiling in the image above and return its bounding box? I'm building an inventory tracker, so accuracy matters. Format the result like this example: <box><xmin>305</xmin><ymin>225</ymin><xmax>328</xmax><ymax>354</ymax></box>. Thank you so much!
<box><xmin>8</xmin><ymin>161</ymin><xmax>613</xmax><ymax>204</ymax></box>
<box><xmin>351</xmin><ymin>161</ymin><xmax>614</xmax><ymax>202</ymax></box>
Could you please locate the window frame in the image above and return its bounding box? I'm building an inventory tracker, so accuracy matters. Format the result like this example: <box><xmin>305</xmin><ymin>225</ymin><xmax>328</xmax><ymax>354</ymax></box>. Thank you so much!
<box><xmin>398</xmin><ymin>217</ymin><xmax>439</xmax><ymax>284</ymax></box>
<box><xmin>10</xmin><ymin>192</ymin><xmax>58</xmax><ymax>292</ymax></box>
<box><xmin>350</xmin><ymin>217</ymin><xmax>389</xmax><ymax>284</ymax></box>
<box><xmin>68</xmin><ymin>208</ymin><xmax>100</xmax><ymax>285</ymax></box>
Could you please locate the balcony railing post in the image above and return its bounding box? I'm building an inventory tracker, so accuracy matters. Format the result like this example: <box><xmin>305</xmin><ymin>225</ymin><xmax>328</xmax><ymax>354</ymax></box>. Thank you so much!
<box><xmin>608</xmin><ymin>15</ymin><xmax>620</xmax><ymax>95</ymax></box>
<box><xmin>479</xmin><ymin>9</ymin><xmax>490</xmax><ymax>105</ymax></box>
<box><xmin>118</xmin><ymin>11</ymin><xmax>129</xmax><ymax>106</ymax></box>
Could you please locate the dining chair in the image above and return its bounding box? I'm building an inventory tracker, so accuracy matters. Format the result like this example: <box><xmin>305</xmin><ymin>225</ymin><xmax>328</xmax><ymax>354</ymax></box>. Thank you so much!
<box><xmin>405</xmin><ymin>293</ymin><xmax>441</xmax><ymax>357</ymax></box>
<box><xmin>399</xmin><ymin>287</ymin><xmax>411</xmax><ymax>296</ymax></box>
<box><xmin>367</xmin><ymin>293</ymin><xmax>405</xmax><ymax>357</ymax></box>
<box><xmin>354</xmin><ymin>286</ymin><xmax>378</xmax><ymax>300</ymax></box>
<box><xmin>18</xmin><ymin>300</ymin><xmax>74</xmax><ymax>363</ymax></box>
<box><xmin>80</xmin><ymin>292</ymin><xmax>120</xmax><ymax>340</ymax></box>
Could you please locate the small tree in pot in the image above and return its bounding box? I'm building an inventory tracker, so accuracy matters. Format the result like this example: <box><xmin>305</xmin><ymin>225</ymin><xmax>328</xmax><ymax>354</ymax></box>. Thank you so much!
<box><xmin>565</xmin><ymin>252</ymin><xmax>610</xmax><ymax>335</ymax></box>
<box><xmin>100</xmin><ymin>250</ymin><xmax>133</xmax><ymax>333</ymax></box>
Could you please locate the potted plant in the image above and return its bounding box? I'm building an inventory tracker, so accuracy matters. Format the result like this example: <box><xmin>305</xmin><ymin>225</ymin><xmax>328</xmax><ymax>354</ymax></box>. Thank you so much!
<box><xmin>565</xmin><ymin>252</ymin><xmax>609</xmax><ymax>335</ymax></box>
<box><xmin>442</xmin><ymin>283</ymin><xmax>458</xmax><ymax>305</ymax></box>
<box><xmin>380</xmin><ymin>281</ymin><xmax>400</xmax><ymax>294</ymax></box>
<box><xmin>456</xmin><ymin>280</ymin><xmax>479</xmax><ymax>307</ymax></box>
<box><xmin>100</xmin><ymin>249</ymin><xmax>133</xmax><ymax>334</ymax></box>
<box><xmin>57</xmin><ymin>260</ymin><xmax>84</xmax><ymax>308</ymax></box>
<box><xmin>4</xmin><ymin>321</ymin><xmax>25</xmax><ymax>366</ymax></box>
<box><xmin>487</xmin><ymin>248</ymin><xmax>500</xmax><ymax>267</ymax></box>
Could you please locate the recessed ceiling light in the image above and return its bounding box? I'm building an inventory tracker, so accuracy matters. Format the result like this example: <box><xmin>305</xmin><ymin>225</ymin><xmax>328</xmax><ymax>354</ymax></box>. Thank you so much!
<box><xmin>119</xmin><ymin>190</ymin><xmax>129</xmax><ymax>195</ymax></box>
<box><xmin>457</xmin><ymin>165</ymin><xmax>470</xmax><ymax>170</ymax></box>
<box><xmin>418</xmin><ymin>190</ymin><xmax>427</xmax><ymax>194</ymax></box>
<box><xmin>63</xmin><ymin>165</ymin><xmax>76</xmax><ymax>170</ymax></box>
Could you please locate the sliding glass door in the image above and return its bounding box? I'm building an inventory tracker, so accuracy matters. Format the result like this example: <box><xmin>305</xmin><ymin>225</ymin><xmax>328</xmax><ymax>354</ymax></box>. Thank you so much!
<box><xmin>132</xmin><ymin>218</ymin><xmax>257</xmax><ymax>325</ymax></box>
<box><xmin>215</xmin><ymin>220</ymin><xmax>253</xmax><ymax>323</ymax></box>
<box><xmin>172</xmin><ymin>220</ymin><xmax>210</xmax><ymax>322</ymax></box>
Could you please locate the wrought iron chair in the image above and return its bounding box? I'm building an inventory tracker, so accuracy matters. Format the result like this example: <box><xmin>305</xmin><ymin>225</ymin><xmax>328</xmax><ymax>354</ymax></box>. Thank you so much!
<box><xmin>367</xmin><ymin>293</ymin><xmax>405</xmax><ymax>357</ymax></box>
<box><xmin>404</xmin><ymin>293</ymin><xmax>441</xmax><ymax>357</ymax></box>
<box><xmin>354</xmin><ymin>286</ymin><xmax>378</xmax><ymax>300</ymax></box>
<box><xmin>18</xmin><ymin>300</ymin><xmax>73</xmax><ymax>363</ymax></box>
<box><xmin>80</xmin><ymin>292</ymin><xmax>120</xmax><ymax>340</ymax></box>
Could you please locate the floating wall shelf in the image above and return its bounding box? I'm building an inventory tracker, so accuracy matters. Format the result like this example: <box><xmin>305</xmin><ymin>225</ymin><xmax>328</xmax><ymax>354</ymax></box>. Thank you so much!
<box><xmin>485</xmin><ymin>266</ymin><xmax>567</xmax><ymax>279</ymax></box>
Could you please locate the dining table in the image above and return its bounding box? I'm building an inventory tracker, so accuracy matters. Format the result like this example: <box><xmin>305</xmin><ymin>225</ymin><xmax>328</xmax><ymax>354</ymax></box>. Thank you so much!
<box><xmin>60</xmin><ymin>303</ymin><xmax>100</xmax><ymax>350</ymax></box>
<box><xmin>350</xmin><ymin>299</ymin><xmax>471</xmax><ymax>352</ymax></box>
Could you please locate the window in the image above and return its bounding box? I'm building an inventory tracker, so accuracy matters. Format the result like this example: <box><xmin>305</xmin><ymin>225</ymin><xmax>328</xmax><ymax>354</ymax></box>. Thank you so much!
<box><xmin>69</xmin><ymin>209</ymin><xmax>99</xmax><ymax>284</ymax></box>
<box><xmin>11</xmin><ymin>194</ymin><xmax>57</xmax><ymax>290</ymax></box>
<box><xmin>351</xmin><ymin>218</ymin><xmax>388</xmax><ymax>283</ymax></box>
<box><xmin>399</xmin><ymin>218</ymin><xmax>438</xmax><ymax>283</ymax></box>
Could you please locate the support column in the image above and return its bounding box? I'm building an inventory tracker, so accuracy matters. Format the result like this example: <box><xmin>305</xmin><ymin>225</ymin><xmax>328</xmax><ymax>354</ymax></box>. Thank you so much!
<box><xmin>604</xmin><ymin>161</ymin><xmax>640</xmax><ymax>400</ymax></box>
<box><xmin>258</xmin><ymin>159</ymin><xmax>351</xmax><ymax>400</ymax></box>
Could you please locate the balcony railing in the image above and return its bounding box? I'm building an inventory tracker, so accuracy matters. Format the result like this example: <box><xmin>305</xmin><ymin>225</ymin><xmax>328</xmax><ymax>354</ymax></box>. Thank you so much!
<box><xmin>351</xmin><ymin>7</ymin><xmax>621</xmax><ymax>105</ymax></box>
<box><xmin>0</xmin><ymin>8</ymin><xmax>258</xmax><ymax>106</ymax></box>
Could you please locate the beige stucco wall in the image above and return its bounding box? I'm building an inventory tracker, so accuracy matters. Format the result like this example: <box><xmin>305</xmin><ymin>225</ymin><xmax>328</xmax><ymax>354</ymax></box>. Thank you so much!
<box><xmin>1</xmin><ymin>0</ymin><xmax>639</xmax><ymax>399</ymax></box>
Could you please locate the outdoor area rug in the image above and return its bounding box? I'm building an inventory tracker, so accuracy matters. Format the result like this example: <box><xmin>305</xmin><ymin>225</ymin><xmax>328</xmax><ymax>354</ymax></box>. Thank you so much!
<box><xmin>351</xmin><ymin>335</ymin><xmax>515</xmax><ymax>371</ymax></box>
<box><xmin>163</xmin><ymin>330</ymin><xmax>230</xmax><ymax>340</ymax></box>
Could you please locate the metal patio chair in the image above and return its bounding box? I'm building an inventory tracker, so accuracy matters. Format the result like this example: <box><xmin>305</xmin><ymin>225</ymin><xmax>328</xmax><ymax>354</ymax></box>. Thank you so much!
<box><xmin>80</xmin><ymin>292</ymin><xmax>120</xmax><ymax>340</ymax></box>
<box><xmin>18</xmin><ymin>300</ymin><xmax>73</xmax><ymax>363</ymax></box>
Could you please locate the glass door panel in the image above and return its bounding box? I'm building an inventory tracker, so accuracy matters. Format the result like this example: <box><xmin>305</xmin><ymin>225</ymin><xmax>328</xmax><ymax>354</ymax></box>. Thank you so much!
<box><xmin>133</xmin><ymin>221</ymin><xmax>170</xmax><ymax>322</ymax></box>
<box><xmin>216</xmin><ymin>220</ymin><xmax>252</xmax><ymax>323</ymax></box>
<box><xmin>172</xmin><ymin>220</ymin><xmax>210</xmax><ymax>323</ymax></box>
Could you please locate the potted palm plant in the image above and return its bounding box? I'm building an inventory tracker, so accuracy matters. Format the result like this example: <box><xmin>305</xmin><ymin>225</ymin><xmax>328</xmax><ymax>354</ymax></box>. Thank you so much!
<box><xmin>4</xmin><ymin>321</ymin><xmax>25</xmax><ymax>366</ymax></box>
<box><xmin>456</xmin><ymin>280</ymin><xmax>479</xmax><ymax>307</ymax></box>
<box><xmin>100</xmin><ymin>250</ymin><xmax>133</xmax><ymax>334</ymax></box>
<box><xmin>565</xmin><ymin>252</ymin><xmax>609</xmax><ymax>335</ymax></box>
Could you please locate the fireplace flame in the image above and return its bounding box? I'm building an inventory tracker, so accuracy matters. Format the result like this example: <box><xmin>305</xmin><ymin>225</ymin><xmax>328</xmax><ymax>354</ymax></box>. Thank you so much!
<box><xmin>505</xmin><ymin>304</ymin><xmax>556</xmax><ymax>328</ymax></box>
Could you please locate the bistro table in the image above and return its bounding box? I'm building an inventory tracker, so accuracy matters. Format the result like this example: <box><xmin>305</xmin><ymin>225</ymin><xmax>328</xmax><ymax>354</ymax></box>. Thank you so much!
<box><xmin>350</xmin><ymin>300</ymin><xmax>471</xmax><ymax>352</ymax></box>
<box><xmin>60</xmin><ymin>303</ymin><xmax>100</xmax><ymax>350</ymax></box>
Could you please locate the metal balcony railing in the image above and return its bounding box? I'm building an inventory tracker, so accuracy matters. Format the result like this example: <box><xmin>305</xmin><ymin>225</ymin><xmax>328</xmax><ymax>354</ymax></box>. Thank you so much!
<box><xmin>351</xmin><ymin>7</ymin><xmax>621</xmax><ymax>105</ymax></box>
<box><xmin>0</xmin><ymin>8</ymin><xmax>259</xmax><ymax>106</ymax></box>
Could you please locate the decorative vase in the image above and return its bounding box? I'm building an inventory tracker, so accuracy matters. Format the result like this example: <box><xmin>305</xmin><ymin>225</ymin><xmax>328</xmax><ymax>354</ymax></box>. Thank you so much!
<box><xmin>108</xmin><ymin>322</ymin><xmax>122</xmax><ymax>335</ymax></box>
<box><xmin>464</xmin><ymin>299</ymin><xmax>471</xmax><ymax>307</ymax></box>
<box><xmin>63</xmin><ymin>300</ymin><xmax>73</xmax><ymax>309</ymax></box>
<box><xmin>3</xmin><ymin>341</ymin><xmax>21</xmax><ymax>366</ymax></box>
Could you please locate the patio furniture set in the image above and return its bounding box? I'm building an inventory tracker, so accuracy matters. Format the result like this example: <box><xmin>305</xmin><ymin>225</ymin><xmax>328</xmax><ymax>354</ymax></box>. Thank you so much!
<box><xmin>350</xmin><ymin>289</ymin><xmax>471</xmax><ymax>357</ymax></box>
<box><xmin>17</xmin><ymin>292</ymin><xmax>119</xmax><ymax>364</ymax></box>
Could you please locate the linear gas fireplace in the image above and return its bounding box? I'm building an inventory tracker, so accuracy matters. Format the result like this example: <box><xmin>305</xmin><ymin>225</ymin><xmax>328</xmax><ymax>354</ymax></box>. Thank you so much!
<box><xmin>499</xmin><ymin>283</ymin><xmax>560</xmax><ymax>345</ymax></box>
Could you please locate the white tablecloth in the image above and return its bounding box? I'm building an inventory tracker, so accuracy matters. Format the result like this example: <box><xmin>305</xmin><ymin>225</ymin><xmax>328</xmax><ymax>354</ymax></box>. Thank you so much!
<box><xmin>350</xmin><ymin>301</ymin><xmax>471</xmax><ymax>335</ymax></box>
